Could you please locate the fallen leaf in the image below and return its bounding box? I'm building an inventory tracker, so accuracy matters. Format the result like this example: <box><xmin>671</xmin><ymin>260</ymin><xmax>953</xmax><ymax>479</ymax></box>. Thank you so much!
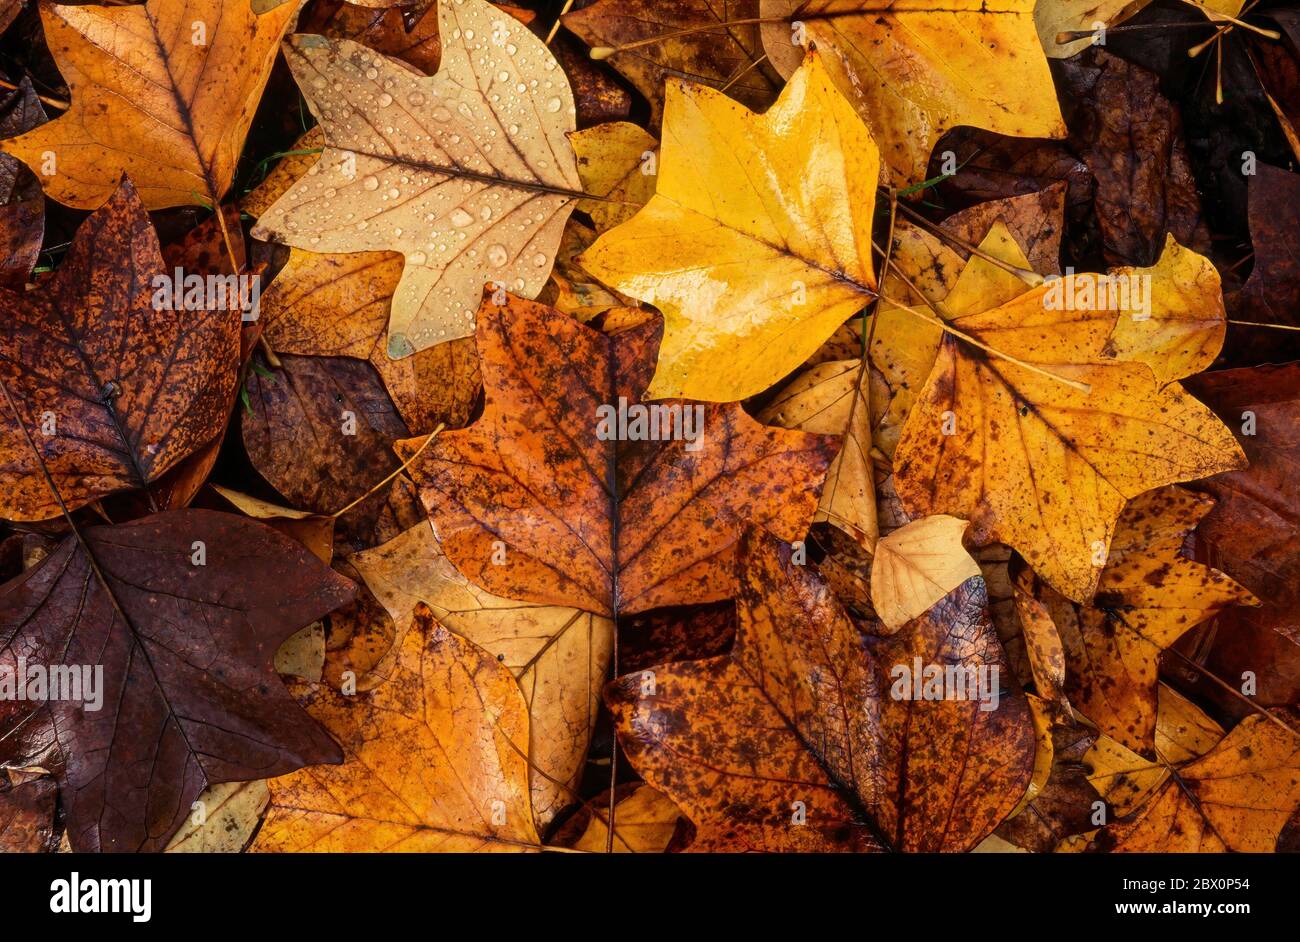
<box><xmin>304</xmin><ymin>0</ymin><xmax>534</xmax><ymax>76</ymax></box>
<box><xmin>399</xmin><ymin>291</ymin><xmax>836</xmax><ymax>616</ymax></box>
<box><xmin>570</xmin><ymin>121</ymin><xmax>658</xmax><ymax>233</ymax></box>
<box><xmin>869</xmin><ymin>514</ymin><xmax>980</xmax><ymax>633</ymax></box>
<box><xmin>211</xmin><ymin>485</ymin><xmax>335</xmax><ymax>564</ymax></box>
<box><xmin>0</xmin><ymin>508</ymin><xmax>354</xmax><ymax>851</ymax></box>
<box><xmin>1224</xmin><ymin>165</ymin><xmax>1300</xmax><ymax>365</ymax></box>
<box><xmin>891</xmin><ymin>238</ymin><xmax>1244</xmax><ymax>601</ymax></box>
<box><xmin>1035</xmin><ymin>0</ymin><xmax>1151</xmax><ymax>59</ymax></box>
<box><xmin>242</xmin><ymin>352</ymin><xmax>424</xmax><ymax>548</ymax></box>
<box><xmin>758</xmin><ymin>0</ymin><xmax>1065</xmax><ymax>184</ymax></box>
<box><xmin>351</xmin><ymin>521</ymin><xmax>614</xmax><ymax>828</ymax></box>
<box><xmin>0</xmin><ymin>179</ymin><xmax>239</xmax><ymax>521</ymax></box>
<box><xmin>1085</xmin><ymin>684</ymin><xmax>1224</xmax><ymax>816</ymax></box>
<box><xmin>581</xmin><ymin>50</ymin><xmax>879</xmax><ymax>402</ymax></box>
<box><xmin>759</xmin><ymin>357</ymin><xmax>878</xmax><ymax>548</ymax></box>
<box><xmin>1053</xmin><ymin>48</ymin><xmax>1211</xmax><ymax>267</ymax></box>
<box><xmin>563</xmin><ymin>0</ymin><xmax>780</xmax><ymax>126</ymax></box>
<box><xmin>252</xmin><ymin>0</ymin><xmax>582</xmax><ymax>355</ymax></box>
<box><xmin>607</xmin><ymin>529</ymin><xmax>1034</xmax><ymax>851</ymax></box>
<box><xmin>1182</xmin><ymin>363</ymin><xmax>1300</xmax><ymax>713</ymax></box>
<box><xmin>568</xmin><ymin>784</ymin><xmax>684</xmax><ymax>853</ymax></box>
<box><xmin>0</xmin><ymin>777</ymin><xmax>58</xmax><ymax>852</ymax></box>
<box><xmin>0</xmin><ymin>77</ymin><xmax>46</xmax><ymax>289</ymax></box>
<box><xmin>0</xmin><ymin>0</ymin><xmax>298</xmax><ymax>209</ymax></box>
<box><xmin>260</xmin><ymin>247</ymin><xmax>482</xmax><ymax>435</ymax></box>
<box><xmin>1016</xmin><ymin>487</ymin><xmax>1255</xmax><ymax>756</ymax></box>
<box><xmin>164</xmin><ymin>780</ymin><xmax>271</xmax><ymax>853</ymax></box>
<box><xmin>1088</xmin><ymin>714</ymin><xmax>1300</xmax><ymax>852</ymax></box>
<box><xmin>252</xmin><ymin>606</ymin><xmax>542</xmax><ymax>852</ymax></box>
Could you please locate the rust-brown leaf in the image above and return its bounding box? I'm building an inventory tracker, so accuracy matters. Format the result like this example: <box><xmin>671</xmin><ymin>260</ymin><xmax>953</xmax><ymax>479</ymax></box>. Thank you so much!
<box><xmin>0</xmin><ymin>179</ymin><xmax>239</xmax><ymax>520</ymax></box>
<box><xmin>398</xmin><ymin>292</ymin><xmax>838</xmax><ymax>616</ymax></box>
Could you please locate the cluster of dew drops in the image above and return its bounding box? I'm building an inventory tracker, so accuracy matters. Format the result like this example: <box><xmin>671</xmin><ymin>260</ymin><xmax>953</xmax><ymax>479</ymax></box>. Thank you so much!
<box><xmin>275</xmin><ymin>0</ymin><xmax>579</xmax><ymax>344</ymax></box>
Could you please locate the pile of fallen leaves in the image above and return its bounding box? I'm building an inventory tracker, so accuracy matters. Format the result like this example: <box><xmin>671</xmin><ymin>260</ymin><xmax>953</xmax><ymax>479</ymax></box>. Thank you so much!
<box><xmin>1</xmin><ymin>0</ymin><xmax>1299</xmax><ymax>854</ymax></box>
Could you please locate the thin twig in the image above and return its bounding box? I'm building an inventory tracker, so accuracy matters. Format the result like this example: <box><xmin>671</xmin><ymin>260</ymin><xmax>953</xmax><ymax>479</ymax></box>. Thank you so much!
<box><xmin>331</xmin><ymin>424</ymin><xmax>445</xmax><ymax>519</ymax></box>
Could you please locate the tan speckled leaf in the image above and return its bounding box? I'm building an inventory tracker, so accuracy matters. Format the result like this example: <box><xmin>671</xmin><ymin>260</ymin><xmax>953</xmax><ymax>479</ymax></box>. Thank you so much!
<box><xmin>252</xmin><ymin>607</ymin><xmax>542</xmax><ymax>852</ymax></box>
<box><xmin>0</xmin><ymin>180</ymin><xmax>239</xmax><ymax>520</ymax></box>
<box><xmin>351</xmin><ymin>521</ymin><xmax>613</xmax><ymax>829</ymax></box>
<box><xmin>0</xmin><ymin>0</ymin><xmax>297</xmax><ymax>209</ymax></box>
<box><xmin>396</xmin><ymin>292</ymin><xmax>837</xmax><ymax>616</ymax></box>
<box><xmin>165</xmin><ymin>781</ymin><xmax>270</xmax><ymax>853</ymax></box>
<box><xmin>252</xmin><ymin>0</ymin><xmax>581</xmax><ymax>356</ymax></box>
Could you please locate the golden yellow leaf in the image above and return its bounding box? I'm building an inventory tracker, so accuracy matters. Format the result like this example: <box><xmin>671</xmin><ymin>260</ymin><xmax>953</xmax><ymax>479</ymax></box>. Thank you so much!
<box><xmin>869</xmin><ymin>514</ymin><xmax>980</xmax><ymax>631</ymax></box>
<box><xmin>350</xmin><ymin>521</ymin><xmax>613</xmax><ymax>830</ymax></box>
<box><xmin>891</xmin><ymin>245</ymin><xmax>1245</xmax><ymax>601</ymax></box>
<box><xmin>0</xmin><ymin>0</ymin><xmax>297</xmax><ymax>209</ymax></box>
<box><xmin>252</xmin><ymin>607</ymin><xmax>542</xmax><ymax>852</ymax></box>
<box><xmin>252</xmin><ymin>0</ymin><xmax>581</xmax><ymax>356</ymax></box>
<box><xmin>570</xmin><ymin>121</ymin><xmax>658</xmax><ymax>233</ymax></box>
<box><xmin>1089</xmin><ymin>714</ymin><xmax>1300</xmax><ymax>852</ymax></box>
<box><xmin>759</xmin><ymin>358</ymin><xmax>878</xmax><ymax>548</ymax></box>
<box><xmin>570</xmin><ymin>785</ymin><xmax>684</xmax><ymax>854</ymax></box>
<box><xmin>1086</xmin><ymin>684</ymin><xmax>1224</xmax><ymax>816</ymax></box>
<box><xmin>873</xmin><ymin>219</ymin><xmax>1040</xmax><ymax>457</ymax></box>
<box><xmin>580</xmin><ymin>49</ymin><xmax>879</xmax><ymax>402</ymax></box>
<box><xmin>758</xmin><ymin>0</ymin><xmax>1066</xmax><ymax>184</ymax></box>
<box><xmin>1018</xmin><ymin>487</ymin><xmax>1256</xmax><ymax>755</ymax></box>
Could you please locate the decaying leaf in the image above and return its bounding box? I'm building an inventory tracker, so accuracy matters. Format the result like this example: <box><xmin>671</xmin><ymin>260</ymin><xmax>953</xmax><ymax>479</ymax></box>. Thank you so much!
<box><xmin>252</xmin><ymin>0</ymin><xmax>581</xmax><ymax>355</ymax></box>
<box><xmin>242</xmin><ymin>353</ymin><xmax>423</xmax><ymax>548</ymax></box>
<box><xmin>1088</xmin><ymin>714</ymin><xmax>1300</xmax><ymax>852</ymax></box>
<box><xmin>0</xmin><ymin>179</ymin><xmax>239</xmax><ymax>521</ymax></box>
<box><xmin>398</xmin><ymin>291</ymin><xmax>837</xmax><ymax>616</ymax></box>
<box><xmin>0</xmin><ymin>777</ymin><xmax>58</xmax><ymax>853</ymax></box>
<box><xmin>1016</xmin><ymin>488</ymin><xmax>1256</xmax><ymax>757</ymax></box>
<box><xmin>607</xmin><ymin>529</ymin><xmax>1034</xmax><ymax>852</ymax></box>
<box><xmin>0</xmin><ymin>509</ymin><xmax>354</xmax><ymax>852</ymax></box>
<box><xmin>581</xmin><ymin>50</ymin><xmax>879</xmax><ymax>402</ymax></box>
<box><xmin>165</xmin><ymin>780</ymin><xmax>271</xmax><ymax>853</ymax></box>
<box><xmin>1183</xmin><ymin>363</ymin><xmax>1300</xmax><ymax>712</ymax></box>
<box><xmin>0</xmin><ymin>0</ymin><xmax>298</xmax><ymax>209</ymax></box>
<box><xmin>259</xmin><ymin>247</ymin><xmax>482</xmax><ymax>435</ymax></box>
<box><xmin>252</xmin><ymin>607</ymin><xmax>542</xmax><ymax>852</ymax></box>
<box><xmin>563</xmin><ymin>0</ymin><xmax>780</xmax><ymax>126</ymax></box>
